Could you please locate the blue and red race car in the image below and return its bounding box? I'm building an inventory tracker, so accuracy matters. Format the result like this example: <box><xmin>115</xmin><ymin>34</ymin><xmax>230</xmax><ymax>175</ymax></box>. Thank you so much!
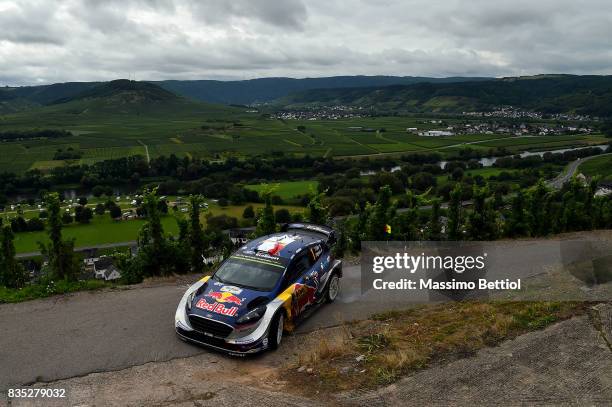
<box><xmin>175</xmin><ymin>223</ymin><xmax>342</xmax><ymax>356</ymax></box>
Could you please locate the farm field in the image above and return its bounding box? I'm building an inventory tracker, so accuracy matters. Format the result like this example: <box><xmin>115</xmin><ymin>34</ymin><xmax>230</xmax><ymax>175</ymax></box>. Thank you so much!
<box><xmin>245</xmin><ymin>180</ymin><xmax>319</xmax><ymax>200</ymax></box>
<box><xmin>10</xmin><ymin>202</ymin><xmax>305</xmax><ymax>254</ymax></box>
<box><xmin>0</xmin><ymin>105</ymin><xmax>608</xmax><ymax>174</ymax></box>
<box><xmin>578</xmin><ymin>154</ymin><xmax>612</xmax><ymax>181</ymax></box>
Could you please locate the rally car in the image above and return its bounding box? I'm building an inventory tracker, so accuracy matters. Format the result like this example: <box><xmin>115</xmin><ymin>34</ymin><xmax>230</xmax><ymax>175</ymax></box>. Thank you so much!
<box><xmin>175</xmin><ymin>223</ymin><xmax>342</xmax><ymax>356</ymax></box>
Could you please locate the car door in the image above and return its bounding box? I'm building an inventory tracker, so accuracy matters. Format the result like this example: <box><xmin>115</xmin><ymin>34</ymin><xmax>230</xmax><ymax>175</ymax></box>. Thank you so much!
<box><xmin>287</xmin><ymin>250</ymin><xmax>316</xmax><ymax>317</ymax></box>
<box><xmin>304</xmin><ymin>244</ymin><xmax>326</xmax><ymax>298</ymax></box>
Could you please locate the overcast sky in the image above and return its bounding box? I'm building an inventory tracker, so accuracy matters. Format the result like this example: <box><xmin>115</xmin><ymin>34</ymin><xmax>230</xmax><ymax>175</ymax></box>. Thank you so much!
<box><xmin>1</xmin><ymin>0</ymin><xmax>612</xmax><ymax>86</ymax></box>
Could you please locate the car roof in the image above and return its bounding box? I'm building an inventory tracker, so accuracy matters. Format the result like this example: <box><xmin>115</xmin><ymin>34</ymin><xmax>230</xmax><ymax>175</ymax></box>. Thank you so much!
<box><xmin>239</xmin><ymin>231</ymin><xmax>324</xmax><ymax>262</ymax></box>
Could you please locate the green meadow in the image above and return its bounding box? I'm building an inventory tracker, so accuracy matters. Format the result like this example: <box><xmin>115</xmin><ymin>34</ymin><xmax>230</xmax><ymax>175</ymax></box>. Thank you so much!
<box><xmin>245</xmin><ymin>180</ymin><xmax>319</xmax><ymax>200</ymax></box>
<box><xmin>578</xmin><ymin>154</ymin><xmax>612</xmax><ymax>181</ymax></box>
<box><xmin>10</xmin><ymin>202</ymin><xmax>305</xmax><ymax>254</ymax></box>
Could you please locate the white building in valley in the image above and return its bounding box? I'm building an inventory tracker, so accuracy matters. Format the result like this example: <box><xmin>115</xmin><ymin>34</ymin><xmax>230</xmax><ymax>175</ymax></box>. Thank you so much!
<box><xmin>419</xmin><ymin>130</ymin><xmax>455</xmax><ymax>137</ymax></box>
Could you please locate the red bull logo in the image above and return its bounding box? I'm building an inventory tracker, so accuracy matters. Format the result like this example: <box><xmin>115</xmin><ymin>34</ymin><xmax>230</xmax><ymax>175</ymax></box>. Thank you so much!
<box><xmin>195</xmin><ymin>298</ymin><xmax>238</xmax><ymax>317</ymax></box>
<box><xmin>291</xmin><ymin>283</ymin><xmax>318</xmax><ymax>316</ymax></box>
<box><xmin>205</xmin><ymin>291</ymin><xmax>243</xmax><ymax>306</ymax></box>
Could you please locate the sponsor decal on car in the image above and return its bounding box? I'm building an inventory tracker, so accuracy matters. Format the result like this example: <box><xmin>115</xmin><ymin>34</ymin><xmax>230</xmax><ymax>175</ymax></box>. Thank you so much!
<box><xmin>195</xmin><ymin>298</ymin><xmax>239</xmax><ymax>316</ymax></box>
<box><xmin>205</xmin><ymin>291</ymin><xmax>243</xmax><ymax>305</ymax></box>
<box><xmin>291</xmin><ymin>283</ymin><xmax>317</xmax><ymax>316</ymax></box>
<box><xmin>220</xmin><ymin>285</ymin><xmax>243</xmax><ymax>295</ymax></box>
<box><xmin>256</xmin><ymin>234</ymin><xmax>297</xmax><ymax>256</ymax></box>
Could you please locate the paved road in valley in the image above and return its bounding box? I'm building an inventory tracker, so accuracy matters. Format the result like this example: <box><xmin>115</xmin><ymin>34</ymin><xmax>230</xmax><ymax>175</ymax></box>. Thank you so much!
<box><xmin>547</xmin><ymin>152</ymin><xmax>611</xmax><ymax>189</ymax></box>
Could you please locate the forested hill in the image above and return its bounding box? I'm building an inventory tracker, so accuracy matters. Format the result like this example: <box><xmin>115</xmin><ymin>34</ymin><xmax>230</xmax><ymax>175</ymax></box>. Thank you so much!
<box><xmin>154</xmin><ymin>76</ymin><xmax>492</xmax><ymax>105</ymax></box>
<box><xmin>278</xmin><ymin>75</ymin><xmax>612</xmax><ymax>117</ymax></box>
<box><xmin>0</xmin><ymin>76</ymin><xmax>490</xmax><ymax>112</ymax></box>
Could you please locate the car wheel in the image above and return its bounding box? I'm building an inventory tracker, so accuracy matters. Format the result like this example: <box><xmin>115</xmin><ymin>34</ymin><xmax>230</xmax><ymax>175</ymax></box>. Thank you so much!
<box><xmin>268</xmin><ymin>312</ymin><xmax>284</xmax><ymax>350</ymax></box>
<box><xmin>325</xmin><ymin>273</ymin><xmax>340</xmax><ymax>303</ymax></box>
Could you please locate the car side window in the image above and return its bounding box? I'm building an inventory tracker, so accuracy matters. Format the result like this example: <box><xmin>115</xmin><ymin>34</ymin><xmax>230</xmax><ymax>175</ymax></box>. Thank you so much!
<box><xmin>309</xmin><ymin>244</ymin><xmax>323</xmax><ymax>263</ymax></box>
<box><xmin>286</xmin><ymin>252</ymin><xmax>312</xmax><ymax>285</ymax></box>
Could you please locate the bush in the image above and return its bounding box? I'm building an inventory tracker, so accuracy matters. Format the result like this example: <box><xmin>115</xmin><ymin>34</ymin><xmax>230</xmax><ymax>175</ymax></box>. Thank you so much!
<box><xmin>242</xmin><ymin>205</ymin><xmax>255</xmax><ymax>219</ymax></box>
<box><xmin>75</xmin><ymin>206</ymin><xmax>93</xmax><ymax>224</ymax></box>
<box><xmin>109</xmin><ymin>205</ymin><xmax>122</xmax><ymax>219</ymax></box>
<box><xmin>27</xmin><ymin>217</ymin><xmax>45</xmax><ymax>231</ymax></box>
<box><xmin>274</xmin><ymin>208</ymin><xmax>291</xmax><ymax>224</ymax></box>
<box><xmin>95</xmin><ymin>203</ymin><xmax>105</xmax><ymax>215</ymax></box>
<box><xmin>206</xmin><ymin>214</ymin><xmax>238</xmax><ymax>231</ymax></box>
<box><xmin>62</xmin><ymin>212</ymin><xmax>73</xmax><ymax>224</ymax></box>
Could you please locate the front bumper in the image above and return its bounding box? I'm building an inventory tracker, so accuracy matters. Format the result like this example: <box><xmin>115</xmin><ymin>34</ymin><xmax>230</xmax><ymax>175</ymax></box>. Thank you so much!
<box><xmin>175</xmin><ymin>325</ymin><xmax>267</xmax><ymax>356</ymax></box>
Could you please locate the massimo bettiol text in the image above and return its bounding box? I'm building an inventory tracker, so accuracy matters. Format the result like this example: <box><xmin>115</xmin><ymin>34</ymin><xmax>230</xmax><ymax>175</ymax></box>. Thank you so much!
<box><xmin>359</xmin><ymin>240</ymin><xmax>612</xmax><ymax>303</ymax></box>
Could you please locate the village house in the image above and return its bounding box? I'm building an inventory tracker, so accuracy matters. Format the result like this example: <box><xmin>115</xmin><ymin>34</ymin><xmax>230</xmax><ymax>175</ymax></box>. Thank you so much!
<box><xmin>93</xmin><ymin>257</ymin><xmax>122</xmax><ymax>281</ymax></box>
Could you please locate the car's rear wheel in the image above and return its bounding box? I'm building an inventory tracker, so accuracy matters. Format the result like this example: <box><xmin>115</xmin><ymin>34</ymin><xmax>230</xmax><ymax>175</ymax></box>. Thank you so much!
<box><xmin>325</xmin><ymin>273</ymin><xmax>340</xmax><ymax>303</ymax></box>
<box><xmin>268</xmin><ymin>312</ymin><xmax>284</xmax><ymax>350</ymax></box>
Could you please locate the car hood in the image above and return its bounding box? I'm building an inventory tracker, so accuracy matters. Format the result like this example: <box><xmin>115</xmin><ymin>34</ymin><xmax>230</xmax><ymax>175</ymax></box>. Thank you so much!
<box><xmin>188</xmin><ymin>279</ymin><xmax>272</xmax><ymax>325</ymax></box>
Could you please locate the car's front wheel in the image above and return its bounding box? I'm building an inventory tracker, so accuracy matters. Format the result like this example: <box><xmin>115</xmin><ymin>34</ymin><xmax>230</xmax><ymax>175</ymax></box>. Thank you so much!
<box><xmin>325</xmin><ymin>273</ymin><xmax>340</xmax><ymax>303</ymax></box>
<box><xmin>268</xmin><ymin>312</ymin><xmax>284</xmax><ymax>350</ymax></box>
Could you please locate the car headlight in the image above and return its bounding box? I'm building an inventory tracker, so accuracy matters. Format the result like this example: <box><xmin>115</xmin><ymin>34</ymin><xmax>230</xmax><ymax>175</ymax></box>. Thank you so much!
<box><xmin>236</xmin><ymin>305</ymin><xmax>267</xmax><ymax>324</ymax></box>
<box><xmin>186</xmin><ymin>291</ymin><xmax>196</xmax><ymax>311</ymax></box>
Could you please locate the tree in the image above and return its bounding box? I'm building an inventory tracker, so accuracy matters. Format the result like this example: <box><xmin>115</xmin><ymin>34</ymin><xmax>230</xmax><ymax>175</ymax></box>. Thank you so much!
<box><xmin>206</xmin><ymin>214</ymin><xmax>238</xmax><ymax>231</ymax></box>
<box><xmin>41</xmin><ymin>193</ymin><xmax>78</xmax><ymax>281</ymax></box>
<box><xmin>466</xmin><ymin>185</ymin><xmax>497</xmax><ymax>240</ymax></box>
<box><xmin>0</xmin><ymin>225</ymin><xmax>26</xmax><ymax>288</ymax></box>
<box><xmin>75</xmin><ymin>205</ymin><xmax>93</xmax><ymax>224</ymax></box>
<box><xmin>274</xmin><ymin>208</ymin><xmax>291</xmax><ymax>224</ymax></box>
<box><xmin>527</xmin><ymin>180</ymin><xmax>549</xmax><ymax>236</ymax></box>
<box><xmin>95</xmin><ymin>203</ymin><xmax>105</xmax><ymax>215</ymax></box>
<box><xmin>242</xmin><ymin>205</ymin><xmax>255</xmax><ymax>219</ymax></box>
<box><xmin>333</xmin><ymin>220</ymin><xmax>348</xmax><ymax>258</ymax></box>
<box><xmin>78</xmin><ymin>197</ymin><xmax>88</xmax><ymax>206</ymax></box>
<box><xmin>158</xmin><ymin>199</ymin><xmax>169</xmax><ymax>214</ymax></box>
<box><xmin>109</xmin><ymin>204</ymin><xmax>122</xmax><ymax>219</ymax></box>
<box><xmin>189</xmin><ymin>195</ymin><xmax>205</xmax><ymax>272</ymax></box>
<box><xmin>92</xmin><ymin>185</ymin><xmax>105</xmax><ymax>197</ymax></box>
<box><xmin>306</xmin><ymin>191</ymin><xmax>329</xmax><ymax>225</ymax></box>
<box><xmin>396</xmin><ymin>190</ymin><xmax>417</xmax><ymax>240</ymax></box>
<box><xmin>505</xmin><ymin>191</ymin><xmax>529</xmax><ymax>237</ymax></box>
<box><xmin>451</xmin><ymin>167</ymin><xmax>464</xmax><ymax>181</ymax></box>
<box><xmin>365</xmin><ymin>186</ymin><xmax>394</xmax><ymax>241</ymax></box>
<box><xmin>428</xmin><ymin>198</ymin><xmax>442</xmax><ymax>240</ymax></box>
<box><xmin>600</xmin><ymin>120</ymin><xmax>612</xmax><ymax>138</ymax></box>
<box><xmin>255</xmin><ymin>192</ymin><xmax>276</xmax><ymax>236</ymax></box>
<box><xmin>134</xmin><ymin>188</ymin><xmax>173</xmax><ymax>277</ymax></box>
<box><xmin>447</xmin><ymin>184</ymin><xmax>463</xmax><ymax>240</ymax></box>
<box><xmin>62</xmin><ymin>212</ymin><xmax>73</xmax><ymax>224</ymax></box>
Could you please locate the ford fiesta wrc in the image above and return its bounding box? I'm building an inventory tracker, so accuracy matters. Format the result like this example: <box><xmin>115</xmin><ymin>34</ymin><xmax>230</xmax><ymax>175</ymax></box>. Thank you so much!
<box><xmin>175</xmin><ymin>223</ymin><xmax>343</xmax><ymax>356</ymax></box>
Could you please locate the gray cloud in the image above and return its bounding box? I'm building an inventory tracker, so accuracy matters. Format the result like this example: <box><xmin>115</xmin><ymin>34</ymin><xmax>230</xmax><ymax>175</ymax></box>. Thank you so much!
<box><xmin>0</xmin><ymin>0</ymin><xmax>611</xmax><ymax>85</ymax></box>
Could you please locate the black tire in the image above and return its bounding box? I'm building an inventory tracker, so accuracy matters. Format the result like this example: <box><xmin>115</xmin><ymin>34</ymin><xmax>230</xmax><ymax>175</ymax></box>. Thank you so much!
<box><xmin>325</xmin><ymin>273</ymin><xmax>340</xmax><ymax>303</ymax></box>
<box><xmin>267</xmin><ymin>312</ymin><xmax>285</xmax><ymax>350</ymax></box>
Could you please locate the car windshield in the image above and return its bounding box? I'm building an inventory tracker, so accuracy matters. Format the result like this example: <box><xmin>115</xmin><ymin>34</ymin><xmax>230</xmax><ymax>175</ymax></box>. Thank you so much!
<box><xmin>213</xmin><ymin>254</ymin><xmax>286</xmax><ymax>291</ymax></box>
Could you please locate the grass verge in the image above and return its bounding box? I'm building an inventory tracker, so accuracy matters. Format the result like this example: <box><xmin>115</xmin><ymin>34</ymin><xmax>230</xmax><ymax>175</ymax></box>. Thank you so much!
<box><xmin>0</xmin><ymin>279</ymin><xmax>113</xmax><ymax>303</ymax></box>
<box><xmin>287</xmin><ymin>301</ymin><xmax>589</xmax><ymax>393</ymax></box>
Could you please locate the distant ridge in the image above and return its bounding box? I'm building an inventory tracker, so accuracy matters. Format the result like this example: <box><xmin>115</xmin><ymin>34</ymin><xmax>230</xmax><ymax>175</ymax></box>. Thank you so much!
<box><xmin>0</xmin><ymin>76</ymin><xmax>492</xmax><ymax>113</ymax></box>
<box><xmin>277</xmin><ymin>74</ymin><xmax>612</xmax><ymax>117</ymax></box>
<box><xmin>154</xmin><ymin>75</ymin><xmax>492</xmax><ymax>105</ymax></box>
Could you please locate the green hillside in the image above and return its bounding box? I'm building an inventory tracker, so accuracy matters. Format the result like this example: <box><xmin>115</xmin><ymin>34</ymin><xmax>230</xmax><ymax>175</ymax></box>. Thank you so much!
<box><xmin>0</xmin><ymin>80</ymin><xmax>236</xmax><ymax>127</ymax></box>
<box><xmin>279</xmin><ymin>75</ymin><xmax>612</xmax><ymax>116</ymax></box>
<box><xmin>0</xmin><ymin>80</ymin><xmax>241</xmax><ymax>172</ymax></box>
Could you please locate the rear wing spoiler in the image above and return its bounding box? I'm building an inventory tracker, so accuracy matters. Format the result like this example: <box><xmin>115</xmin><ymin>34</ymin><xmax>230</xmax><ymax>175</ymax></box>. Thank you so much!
<box><xmin>280</xmin><ymin>223</ymin><xmax>336</xmax><ymax>245</ymax></box>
